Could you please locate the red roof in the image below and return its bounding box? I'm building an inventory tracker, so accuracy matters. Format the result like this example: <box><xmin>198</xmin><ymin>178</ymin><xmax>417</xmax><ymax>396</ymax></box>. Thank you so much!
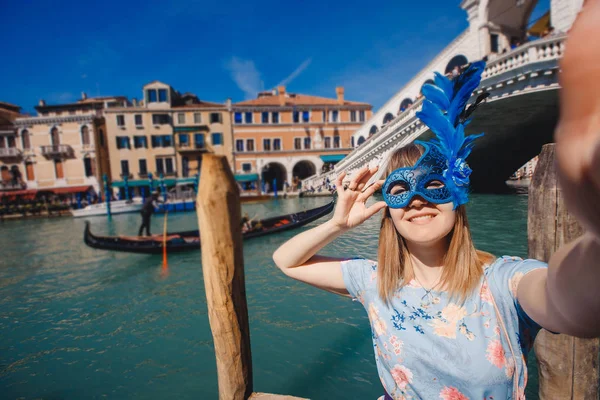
<box><xmin>233</xmin><ymin>93</ymin><xmax>370</xmax><ymax>107</ymax></box>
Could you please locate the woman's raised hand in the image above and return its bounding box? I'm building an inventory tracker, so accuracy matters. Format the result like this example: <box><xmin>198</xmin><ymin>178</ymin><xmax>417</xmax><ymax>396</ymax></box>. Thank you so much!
<box><xmin>330</xmin><ymin>166</ymin><xmax>387</xmax><ymax>230</ymax></box>
<box><xmin>555</xmin><ymin>0</ymin><xmax>600</xmax><ymax>237</ymax></box>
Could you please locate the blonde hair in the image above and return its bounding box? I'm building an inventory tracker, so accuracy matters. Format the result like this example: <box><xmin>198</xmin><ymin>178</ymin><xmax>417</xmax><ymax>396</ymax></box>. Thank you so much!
<box><xmin>377</xmin><ymin>143</ymin><xmax>495</xmax><ymax>304</ymax></box>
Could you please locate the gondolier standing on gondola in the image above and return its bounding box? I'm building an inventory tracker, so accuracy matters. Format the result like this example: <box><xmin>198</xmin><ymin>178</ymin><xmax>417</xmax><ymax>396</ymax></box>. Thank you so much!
<box><xmin>138</xmin><ymin>191</ymin><xmax>163</xmax><ymax>236</ymax></box>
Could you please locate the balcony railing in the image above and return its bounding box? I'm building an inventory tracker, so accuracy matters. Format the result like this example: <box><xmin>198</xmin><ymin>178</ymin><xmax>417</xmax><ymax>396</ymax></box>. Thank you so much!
<box><xmin>176</xmin><ymin>142</ymin><xmax>209</xmax><ymax>152</ymax></box>
<box><xmin>0</xmin><ymin>147</ymin><xmax>22</xmax><ymax>158</ymax></box>
<box><xmin>41</xmin><ymin>144</ymin><xmax>73</xmax><ymax>157</ymax></box>
<box><xmin>0</xmin><ymin>181</ymin><xmax>24</xmax><ymax>191</ymax></box>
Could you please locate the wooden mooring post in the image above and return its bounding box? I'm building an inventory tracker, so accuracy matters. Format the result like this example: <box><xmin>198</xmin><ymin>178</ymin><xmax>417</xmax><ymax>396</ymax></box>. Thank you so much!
<box><xmin>528</xmin><ymin>143</ymin><xmax>600</xmax><ymax>399</ymax></box>
<box><xmin>197</xmin><ymin>154</ymin><xmax>307</xmax><ymax>400</ymax></box>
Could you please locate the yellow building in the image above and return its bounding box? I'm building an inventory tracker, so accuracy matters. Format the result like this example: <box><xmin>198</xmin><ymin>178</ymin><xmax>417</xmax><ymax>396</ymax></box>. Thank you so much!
<box><xmin>5</xmin><ymin>94</ymin><xmax>122</xmax><ymax>198</ymax></box>
<box><xmin>232</xmin><ymin>86</ymin><xmax>372</xmax><ymax>192</ymax></box>
<box><xmin>104</xmin><ymin>81</ymin><xmax>233</xmax><ymax>196</ymax></box>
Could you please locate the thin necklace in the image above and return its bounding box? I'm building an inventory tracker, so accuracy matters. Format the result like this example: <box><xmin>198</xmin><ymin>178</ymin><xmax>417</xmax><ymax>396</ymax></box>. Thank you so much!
<box><xmin>414</xmin><ymin>274</ymin><xmax>442</xmax><ymax>306</ymax></box>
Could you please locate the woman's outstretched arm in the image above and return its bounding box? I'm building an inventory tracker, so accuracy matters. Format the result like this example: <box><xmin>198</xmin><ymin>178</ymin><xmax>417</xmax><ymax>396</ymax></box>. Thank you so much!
<box><xmin>273</xmin><ymin>166</ymin><xmax>386</xmax><ymax>296</ymax></box>
<box><xmin>517</xmin><ymin>0</ymin><xmax>600</xmax><ymax>338</ymax></box>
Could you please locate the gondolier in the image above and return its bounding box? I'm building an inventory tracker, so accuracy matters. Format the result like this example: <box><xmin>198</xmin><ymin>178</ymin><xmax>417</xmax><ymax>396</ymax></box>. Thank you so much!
<box><xmin>138</xmin><ymin>192</ymin><xmax>163</xmax><ymax>236</ymax></box>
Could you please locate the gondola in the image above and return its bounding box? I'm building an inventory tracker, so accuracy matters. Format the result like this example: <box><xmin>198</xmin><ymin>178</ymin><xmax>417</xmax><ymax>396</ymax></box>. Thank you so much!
<box><xmin>83</xmin><ymin>200</ymin><xmax>334</xmax><ymax>254</ymax></box>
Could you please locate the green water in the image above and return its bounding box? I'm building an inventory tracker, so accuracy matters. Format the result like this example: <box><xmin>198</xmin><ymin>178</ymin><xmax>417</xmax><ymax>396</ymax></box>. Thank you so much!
<box><xmin>0</xmin><ymin>194</ymin><xmax>539</xmax><ymax>399</ymax></box>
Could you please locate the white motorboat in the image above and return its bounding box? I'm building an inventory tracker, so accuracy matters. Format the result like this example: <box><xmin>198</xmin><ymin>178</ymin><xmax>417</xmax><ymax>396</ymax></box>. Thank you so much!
<box><xmin>71</xmin><ymin>198</ymin><xmax>143</xmax><ymax>218</ymax></box>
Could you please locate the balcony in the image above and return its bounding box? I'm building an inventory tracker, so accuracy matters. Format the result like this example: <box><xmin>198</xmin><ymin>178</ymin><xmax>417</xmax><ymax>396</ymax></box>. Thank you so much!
<box><xmin>0</xmin><ymin>181</ymin><xmax>24</xmax><ymax>191</ymax></box>
<box><xmin>41</xmin><ymin>144</ymin><xmax>73</xmax><ymax>158</ymax></box>
<box><xmin>0</xmin><ymin>147</ymin><xmax>22</xmax><ymax>159</ymax></box>
<box><xmin>176</xmin><ymin>143</ymin><xmax>209</xmax><ymax>153</ymax></box>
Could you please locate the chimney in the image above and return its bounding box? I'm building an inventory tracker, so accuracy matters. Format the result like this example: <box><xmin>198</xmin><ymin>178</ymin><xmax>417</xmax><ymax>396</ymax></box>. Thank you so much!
<box><xmin>336</xmin><ymin>87</ymin><xmax>344</xmax><ymax>104</ymax></box>
<box><xmin>278</xmin><ymin>86</ymin><xmax>286</xmax><ymax>106</ymax></box>
<box><xmin>38</xmin><ymin>99</ymin><xmax>46</xmax><ymax>107</ymax></box>
<box><xmin>81</xmin><ymin>92</ymin><xmax>87</xmax><ymax>100</ymax></box>
<box><xmin>132</xmin><ymin>98</ymin><xmax>138</xmax><ymax>107</ymax></box>
<box><xmin>226</xmin><ymin>98</ymin><xmax>232</xmax><ymax>110</ymax></box>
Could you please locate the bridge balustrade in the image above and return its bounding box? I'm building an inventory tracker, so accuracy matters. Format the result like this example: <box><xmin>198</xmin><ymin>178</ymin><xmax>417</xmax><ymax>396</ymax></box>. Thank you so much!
<box><xmin>302</xmin><ymin>34</ymin><xmax>567</xmax><ymax>193</ymax></box>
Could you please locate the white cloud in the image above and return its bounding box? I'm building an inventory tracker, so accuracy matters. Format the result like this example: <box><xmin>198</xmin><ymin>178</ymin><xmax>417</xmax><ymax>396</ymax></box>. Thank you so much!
<box><xmin>224</xmin><ymin>57</ymin><xmax>265</xmax><ymax>100</ymax></box>
<box><xmin>277</xmin><ymin>58</ymin><xmax>312</xmax><ymax>87</ymax></box>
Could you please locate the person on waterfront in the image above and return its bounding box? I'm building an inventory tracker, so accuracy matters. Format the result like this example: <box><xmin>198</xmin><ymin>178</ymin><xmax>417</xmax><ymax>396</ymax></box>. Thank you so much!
<box><xmin>273</xmin><ymin>4</ymin><xmax>600</xmax><ymax>398</ymax></box>
<box><xmin>138</xmin><ymin>191</ymin><xmax>162</xmax><ymax>236</ymax></box>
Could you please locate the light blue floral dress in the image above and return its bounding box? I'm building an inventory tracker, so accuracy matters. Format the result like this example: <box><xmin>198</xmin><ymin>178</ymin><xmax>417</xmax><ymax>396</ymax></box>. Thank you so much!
<box><xmin>341</xmin><ymin>256</ymin><xmax>547</xmax><ymax>400</ymax></box>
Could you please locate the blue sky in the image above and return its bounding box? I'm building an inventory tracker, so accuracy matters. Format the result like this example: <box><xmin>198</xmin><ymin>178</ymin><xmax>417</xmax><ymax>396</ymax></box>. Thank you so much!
<box><xmin>1</xmin><ymin>0</ymin><xmax>549</xmax><ymax>114</ymax></box>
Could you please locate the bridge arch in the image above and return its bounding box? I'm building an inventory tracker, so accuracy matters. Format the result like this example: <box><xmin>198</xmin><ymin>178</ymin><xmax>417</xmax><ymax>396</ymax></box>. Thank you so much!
<box><xmin>382</xmin><ymin>113</ymin><xmax>394</xmax><ymax>125</ymax></box>
<box><xmin>261</xmin><ymin>162</ymin><xmax>287</xmax><ymax>192</ymax></box>
<box><xmin>399</xmin><ymin>98</ymin><xmax>413</xmax><ymax>113</ymax></box>
<box><xmin>369</xmin><ymin>125</ymin><xmax>378</xmax><ymax>137</ymax></box>
<box><xmin>357</xmin><ymin>136</ymin><xmax>366</xmax><ymax>145</ymax></box>
<box><xmin>445</xmin><ymin>55</ymin><xmax>468</xmax><ymax>74</ymax></box>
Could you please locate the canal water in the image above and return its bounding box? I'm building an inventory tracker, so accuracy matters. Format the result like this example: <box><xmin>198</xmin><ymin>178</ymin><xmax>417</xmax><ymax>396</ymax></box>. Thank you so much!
<box><xmin>0</xmin><ymin>194</ymin><xmax>540</xmax><ymax>399</ymax></box>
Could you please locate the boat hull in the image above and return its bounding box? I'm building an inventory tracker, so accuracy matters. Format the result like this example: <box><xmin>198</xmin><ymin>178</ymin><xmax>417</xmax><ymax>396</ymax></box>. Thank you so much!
<box><xmin>72</xmin><ymin>199</ymin><xmax>143</xmax><ymax>218</ymax></box>
<box><xmin>83</xmin><ymin>200</ymin><xmax>335</xmax><ymax>254</ymax></box>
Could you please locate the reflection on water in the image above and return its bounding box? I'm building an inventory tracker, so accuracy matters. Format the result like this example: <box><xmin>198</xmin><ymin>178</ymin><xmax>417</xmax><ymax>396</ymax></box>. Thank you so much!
<box><xmin>0</xmin><ymin>194</ymin><xmax>539</xmax><ymax>399</ymax></box>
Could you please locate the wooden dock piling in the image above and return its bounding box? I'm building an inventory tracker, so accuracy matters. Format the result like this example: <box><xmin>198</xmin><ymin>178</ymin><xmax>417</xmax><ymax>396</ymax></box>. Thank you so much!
<box><xmin>197</xmin><ymin>154</ymin><xmax>253</xmax><ymax>399</ymax></box>
<box><xmin>528</xmin><ymin>143</ymin><xmax>600</xmax><ymax>399</ymax></box>
<box><xmin>197</xmin><ymin>154</ymin><xmax>307</xmax><ymax>400</ymax></box>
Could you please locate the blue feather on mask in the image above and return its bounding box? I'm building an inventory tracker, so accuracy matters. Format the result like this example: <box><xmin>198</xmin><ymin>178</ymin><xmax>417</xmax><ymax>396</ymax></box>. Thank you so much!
<box><xmin>415</xmin><ymin>61</ymin><xmax>487</xmax><ymax>208</ymax></box>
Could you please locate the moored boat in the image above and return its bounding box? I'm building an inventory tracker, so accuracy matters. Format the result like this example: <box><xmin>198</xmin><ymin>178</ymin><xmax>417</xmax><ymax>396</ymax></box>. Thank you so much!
<box><xmin>72</xmin><ymin>198</ymin><xmax>143</xmax><ymax>218</ymax></box>
<box><xmin>83</xmin><ymin>200</ymin><xmax>334</xmax><ymax>254</ymax></box>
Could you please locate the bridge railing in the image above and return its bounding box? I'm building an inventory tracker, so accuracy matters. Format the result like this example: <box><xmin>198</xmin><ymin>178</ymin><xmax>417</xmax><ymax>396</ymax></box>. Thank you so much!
<box><xmin>301</xmin><ymin>33</ymin><xmax>568</xmax><ymax>192</ymax></box>
<box><xmin>482</xmin><ymin>34</ymin><xmax>566</xmax><ymax>80</ymax></box>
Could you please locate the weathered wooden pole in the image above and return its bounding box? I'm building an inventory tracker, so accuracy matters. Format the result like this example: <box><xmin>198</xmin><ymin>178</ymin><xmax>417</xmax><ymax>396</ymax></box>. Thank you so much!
<box><xmin>197</xmin><ymin>154</ymin><xmax>253</xmax><ymax>400</ymax></box>
<box><xmin>528</xmin><ymin>143</ymin><xmax>600</xmax><ymax>399</ymax></box>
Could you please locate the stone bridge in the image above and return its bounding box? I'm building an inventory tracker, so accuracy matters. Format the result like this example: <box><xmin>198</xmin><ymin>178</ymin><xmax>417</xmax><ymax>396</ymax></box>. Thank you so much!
<box><xmin>302</xmin><ymin>0</ymin><xmax>581</xmax><ymax>192</ymax></box>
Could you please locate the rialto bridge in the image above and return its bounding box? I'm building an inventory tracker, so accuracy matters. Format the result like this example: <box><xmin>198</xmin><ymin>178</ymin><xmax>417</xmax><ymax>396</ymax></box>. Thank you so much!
<box><xmin>303</xmin><ymin>0</ymin><xmax>582</xmax><ymax>192</ymax></box>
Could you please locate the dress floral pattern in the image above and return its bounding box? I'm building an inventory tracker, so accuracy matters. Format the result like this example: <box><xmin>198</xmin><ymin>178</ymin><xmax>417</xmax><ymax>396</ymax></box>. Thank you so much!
<box><xmin>341</xmin><ymin>256</ymin><xmax>546</xmax><ymax>399</ymax></box>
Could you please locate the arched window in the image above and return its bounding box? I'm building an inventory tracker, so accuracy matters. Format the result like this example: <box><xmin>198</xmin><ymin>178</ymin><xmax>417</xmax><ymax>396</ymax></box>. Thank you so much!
<box><xmin>51</xmin><ymin>127</ymin><xmax>60</xmax><ymax>146</ymax></box>
<box><xmin>21</xmin><ymin>129</ymin><xmax>31</xmax><ymax>149</ymax></box>
<box><xmin>81</xmin><ymin>126</ymin><xmax>90</xmax><ymax>146</ymax></box>
<box><xmin>420</xmin><ymin>79</ymin><xmax>435</xmax><ymax>95</ymax></box>
<box><xmin>369</xmin><ymin>125</ymin><xmax>378</xmax><ymax>136</ymax></box>
<box><xmin>357</xmin><ymin>136</ymin><xmax>366</xmax><ymax>145</ymax></box>
<box><xmin>399</xmin><ymin>98</ymin><xmax>413</xmax><ymax>113</ymax></box>
<box><xmin>445</xmin><ymin>55</ymin><xmax>468</xmax><ymax>75</ymax></box>
<box><xmin>382</xmin><ymin>113</ymin><xmax>394</xmax><ymax>125</ymax></box>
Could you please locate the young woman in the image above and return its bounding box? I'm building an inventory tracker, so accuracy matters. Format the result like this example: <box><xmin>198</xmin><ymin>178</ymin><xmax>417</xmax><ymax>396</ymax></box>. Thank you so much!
<box><xmin>273</xmin><ymin>3</ymin><xmax>600</xmax><ymax>399</ymax></box>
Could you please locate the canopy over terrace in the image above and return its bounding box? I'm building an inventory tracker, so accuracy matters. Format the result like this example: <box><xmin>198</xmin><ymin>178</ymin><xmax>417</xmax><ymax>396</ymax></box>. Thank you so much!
<box><xmin>0</xmin><ymin>185</ymin><xmax>92</xmax><ymax>201</ymax></box>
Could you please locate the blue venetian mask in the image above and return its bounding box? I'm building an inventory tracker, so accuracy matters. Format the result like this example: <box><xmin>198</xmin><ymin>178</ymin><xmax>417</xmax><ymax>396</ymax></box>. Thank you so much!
<box><xmin>382</xmin><ymin>141</ymin><xmax>455</xmax><ymax>209</ymax></box>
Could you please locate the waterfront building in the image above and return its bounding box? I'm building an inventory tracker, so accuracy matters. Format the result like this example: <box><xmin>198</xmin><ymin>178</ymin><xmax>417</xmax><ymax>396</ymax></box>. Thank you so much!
<box><xmin>0</xmin><ymin>102</ymin><xmax>23</xmax><ymax>191</ymax></box>
<box><xmin>104</xmin><ymin>81</ymin><xmax>232</xmax><ymax>197</ymax></box>
<box><xmin>6</xmin><ymin>94</ymin><xmax>124</xmax><ymax>197</ymax></box>
<box><xmin>232</xmin><ymin>86</ymin><xmax>372</xmax><ymax>192</ymax></box>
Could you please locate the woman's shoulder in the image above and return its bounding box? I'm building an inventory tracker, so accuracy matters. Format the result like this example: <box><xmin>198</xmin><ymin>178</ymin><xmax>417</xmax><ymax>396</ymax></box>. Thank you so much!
<box><xmin>340</xmin><ymin>257</ymin><xmax>378</xmax><ymax>299</ymax></box>
<box><xmin>341</xmin><ymin>257</ymin><xmax>378</xmax><ymax>269</ymax></box>
<box><xmin>484</xmin><ymin>255</ymin><xmax>547</xmax><ymax>300</ymax></box>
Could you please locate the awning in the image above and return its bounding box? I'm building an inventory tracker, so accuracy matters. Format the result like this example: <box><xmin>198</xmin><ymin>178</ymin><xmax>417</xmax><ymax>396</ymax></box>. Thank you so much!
<box><xmin>234</xmin><ymin>173</ymin><xmax>259</xmax><ymax>182</ymax></box>
<box><xmin>112</xmin><ymin>179</ymin><xmax>176</xmax><ymax>188</ymax></box>
<box><xmin>50</xmin><ymin>185</ymin><xmax>92</xmax><ymax>194</ymax></box>
<box><xmin>0</xmin><ymin>189</ymin><xmax>37</xmax><ymax>199</ymax></box>
<box><xmin>528</xmin><ymin>11</ymin><xmax>550</xmax><ymax>37</ymax></box>
<box><xmin>320</xmin><ymin>154</ymin><xmax>347</xmax><ymax>163</ymax></box>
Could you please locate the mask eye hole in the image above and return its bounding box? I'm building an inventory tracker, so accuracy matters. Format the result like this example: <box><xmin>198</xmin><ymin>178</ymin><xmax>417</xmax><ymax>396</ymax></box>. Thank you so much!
<box><xmin>425</xmin><ymin>179</ymin><xmax>445</xmax><ymax>189</ymax></box>
<box><xmin>389</xmin><ymin>182</ymin><xmax>409</xmax><ymax>195</ymax></box>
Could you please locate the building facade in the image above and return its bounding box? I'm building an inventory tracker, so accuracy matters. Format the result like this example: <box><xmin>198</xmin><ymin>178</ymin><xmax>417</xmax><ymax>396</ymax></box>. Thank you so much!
<box><xmin>6</xmin><ymin>94</ymin><xmax>124</xmax><ymax>197</ymax></box>
<box><xmin>0</xmin><ymin>102</ymin><xmax>23</xmax><ymax>190</ymax></box>
<box><xmin>104</xmin><ymin>81</ymin><xmax>233</xmax><ymax>196</ymax></box>
<box><xmin>232</xmin><ymin>86</ymin><xmax>372</xmax><ymax>191</ymax></box>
